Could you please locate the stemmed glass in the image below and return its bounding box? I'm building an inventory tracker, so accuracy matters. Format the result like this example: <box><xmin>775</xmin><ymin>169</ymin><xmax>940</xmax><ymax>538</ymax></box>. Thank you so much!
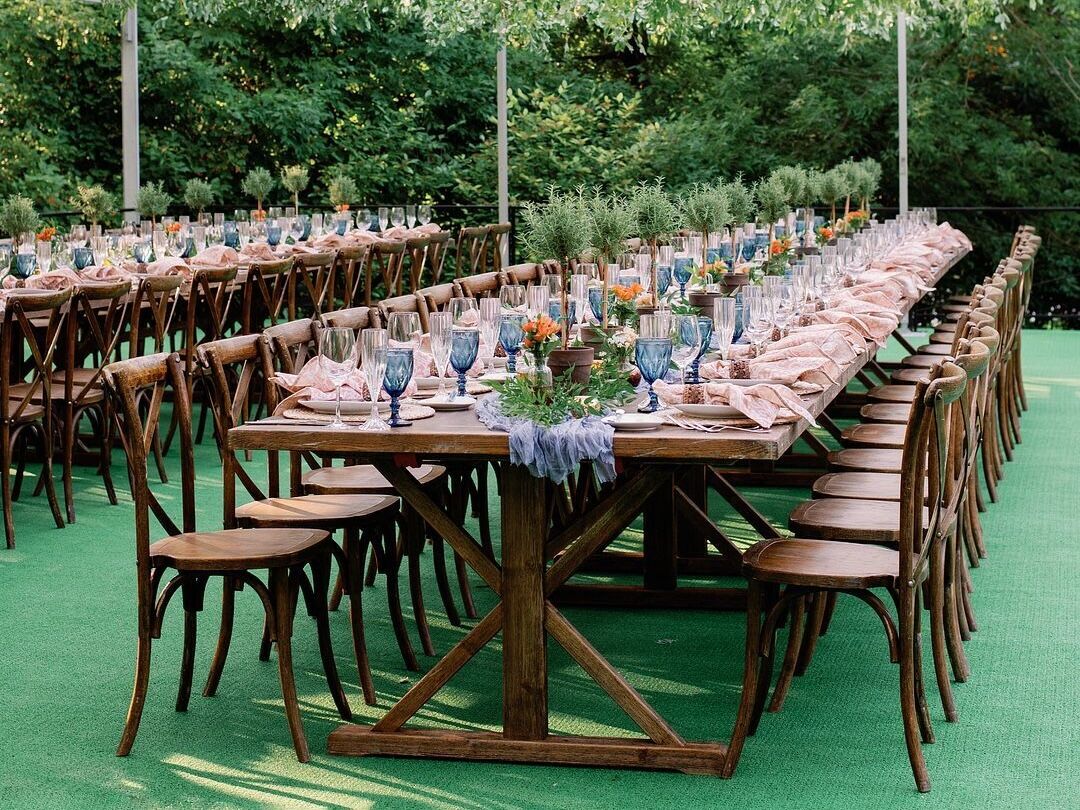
<box><xmin>479</xmin><ymin>298</ymin><xmax>501</xmax><ymax>374</ymax></box>
<box><xmin>673</xmin><ymin>257</ymin><xmax>693</xmax><ymax>298</ymax></box>
<box><xmin>499</xmin><ymin>284</ymin><xmax>525</xmax><ymax>311</ymax></box>
<box><xmin>406</xmin><ymin>204</ymin><xmax>417</xmax><ymax>228</ymax></box>
<box><xmin>526</xmin><ymin>285</ymin><xmax>549</xmax><ymax>318</ymax></box>
<box><xmin>743</xmin><ymin>287</ymin><xmax>774</xmax><ymax>356</ymax></box>
<box><xmin>319</xmin><ymin>327</ymin><xmax>357</xmax><ymax>430</ymax></box>
<box><xmin>428</xmin><ymin>311</ymin><xmax>453</xmax><ymax>399</ymax></box>
<box><xmin>73</xmin><ymin>245</ymin><xmax>94</xmax><ymax>271</ymax></box>
<box><xmin>387</xmin><ymin>311</ymin><xmax>422</xmax><ymax>347</ymax></box>
<box><xmin>266</xmin><ymin>221</ymin><xmax>282</xmax><ymax>248</ymax></box>
<box><xmin>383</xmin><ymin>348</ymin><xmax>414</xmax><ymax>428</ymax></box>
<box><xmin>417</xmin><ymin>205</ymin><xmax>432</xmax><ymax>226</ymax></box>
<box><xmin>449</xmin><ymin>297</ymin><xmax>478</xmax><ymax>326</ymax></box>
<box><xmin>498</xmin><ymin>313</ymin><xmax>526</xmax><ymax>373</ymax></box>
<box><xmin>636</xmin><ymin>315</ymin><xmax>673</xmax><ymax>413</ymax></box>
<box><xmin>570</xmin><ymin>274</ymin><xmax>589</xmax><ymax>331</ymax></box>
<box><xmin>390</xmin><ymin>206</ymin><xmax>405</xmax><ymax>228</ymax></box>
<box><xmin>450</xmin><ymin>328</ymin><xmax>479</xmax><ymax>399</ymax></box>
<box><xmin>689</xmin><ymin>315</ymin><xmax>713</xmax><ymax>383</ymax></box>
<box><xmin>378</xmin><ymin>207</ymin><xmax>389</xmax><ymax>232</ymax></box>
<box><xmin>670</xmin><ymin>314</ymin><xmax>701</xmax><ymax>383</ymax></box>
<box><xmin>359</xmin><ymin>329</ymin><xmax>390</xmax><ymax>431</ymax></box>
<box><xmin>714</xmin><ymin>297</ymin><xmax>737</xmax><ymax>363</ymax></box>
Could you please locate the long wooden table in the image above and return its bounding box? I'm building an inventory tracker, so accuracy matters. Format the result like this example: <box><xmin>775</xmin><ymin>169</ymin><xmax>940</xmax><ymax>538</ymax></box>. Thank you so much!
<box><xmin>226</xmin><ymin>246</ymin><xmax>968</xmax><ymax>775</ymax></box>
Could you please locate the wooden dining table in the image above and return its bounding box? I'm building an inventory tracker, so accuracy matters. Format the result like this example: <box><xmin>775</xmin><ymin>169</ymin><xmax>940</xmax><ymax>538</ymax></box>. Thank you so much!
<box><xmin>225</xmin><ymin>246</ymin><xmax>968</xmax><ymax>775</ymax></box>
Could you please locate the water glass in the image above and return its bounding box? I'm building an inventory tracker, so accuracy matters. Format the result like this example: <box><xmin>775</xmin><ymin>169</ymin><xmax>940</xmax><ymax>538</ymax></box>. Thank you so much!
<box><xmin>383</xmin><ymin>348</ymin><xmax>414</xmax><ymax>428</ymax></box>
<box><xmin>673</xmin><ymin>257</ymin><xmax>694</xmax><ymax>297</ymax></box>
<box><xmin>635</xmin><ymin>337</ymin><xmax>672</xmax><ymax>413</ymax></box>
<box><xmin>498</xmin><ymin>313</ymin><xmax>526</xmax><ymax>373</ymax></box>
<box><xmin>390</xmin><ymin>206</ymin><xmax>405</xmax><ymax>229</ymax></box>
<box><xmin>266</xmin><ymin>223</ymin><xmax>282</xmax><ymax>247</ymax></box>
<box><xmin>319</xmin><ymin>327</ymin><xmax>357</xmax><ymax>430</ymax></box>
<box><xmin>428</xmin><ymin>311</ymin><xmax>453</xmax><ymax>397</ymax></box>
<box><xmin>12</xmin><ymin>251</ymin><xmax>37</xmax><ymax>279</ymax></box>
<box><xmin>387</xmin><ymin>311</ymin><xmax>422</xmax><ymax>347</ymax></box>
<box><xmin>570</xmin><ymin>274</ymin><xmax>589</xmax><ymax>326</ymax></box>
<box><xmin>406</xmin><ymin>204</ymin><xmax>417</xmax><ymax>228</ymax></box>
<box><xmin>417</xmin><ymin>205</ymin><xmax>433</xmax><ymax>226</ymax></box>
<box><xmin>670</xmin><ymin>314</ymin><xmax>701</xmax><ymax>382</ymax></box>
<box><xmin>526</xmin><ymin>285</ymin><xmax>549</xmax><ymax>318</ymax></box>
<box><xmin>359</xmin><ymin>329</ymin><xmax>390</xmax><ymax>431</ymax></box>
<box><xmin>378</xmin><ymin>207</ymin><xmax>389</xmax><ymax>232</ymax></box>
<box><xmin>479</xmin><ymin>298</ymin><xmax>501</xmax><ymax>373</ymax></box>
<box><xmin>714</xmin><ymin>295</ymin><xmax>738</xmax><ymax>363</ymax></box>
<box><xmin>73</xmin><ymin>246</ymin><xmax>94</xmax><ymax>271</ymax></box>
<box><xmin>499</xmin><ymin>284</ymin><xmax>525</xmax><ymax>311</ymax></box>
<box><xmin>450</xmin><ymin>328</ymin><xmax>479</xmax><ymax>398</ymax></box>
<box><xmin>689</xmin><ymin>316</ymin><xmax>713</xmax><ymax>383</ymax></box>
<box><xmin>449</xmin><ymin>297</ymin><xmax>478</xmax><ymax>327</ymax></box>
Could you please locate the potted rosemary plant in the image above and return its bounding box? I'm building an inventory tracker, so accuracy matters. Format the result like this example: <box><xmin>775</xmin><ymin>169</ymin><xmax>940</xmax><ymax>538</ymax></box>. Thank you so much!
<box><xmin>584</xmin><ymin>189</ymin><xmax>633</xmax><ymax>343</ymax></box>
<box><xmin>71</xmin><ymin>184</ymin><xmax>115</xmax><ymax>237</ymax></box>
<box><xmin>281</xmin><ymin>165</ymin><xmax>310</xmax><ymax>212</ymax></box>
<box><xmin>183</xmin><ymin>178</ymin><xmax>215</xmax><ymax>223</ymax></box>
<box><xmin>241</xmin><ymin>168</ymin><xmax>274</xmax><ymax>220</ymax></box>
<box><xmin>136</xmin><ymin>181</ymin><xmax>171</xmax><ymax>230</ymax></box>
<box><xmin>0</xmin><ymin>195</ymin><xmax>41</xmax><ymax>275</ymax></box>
<box><xmin>720</xmin><ymin>176</ymin><xmax>755</xmax><ymax>286</ymax></box>
<box><xmin>630</xmin><ymin>178</ymin><xmax>678</xmax><ymax>309</ymax></box>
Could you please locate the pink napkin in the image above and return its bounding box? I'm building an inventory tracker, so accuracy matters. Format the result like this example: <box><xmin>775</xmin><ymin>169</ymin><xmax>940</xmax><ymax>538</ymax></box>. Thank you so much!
<box><xmin>144</xmin><ymin>256</ymin><xmax>190</xmax><ymax>277</ymax></box>
<box><xmin>241</xmin><ymin>243</ymin><xmax>280</xmax><ymax>262</ymax></box>
<box><xmin>653</xmin><ymin>380</ymin><xmax>817</xmax><ymax>429</ymax></box>
<box><xmin>701</xmin><ymin>346</ymin><xmax>840</xmax><ymax>394</ymax></box>
<box><xmin>272</xmin><ymin>354</ymin><xmax>418</xmax><ymax>414</ymax></box>
<box><xmin>1</xmin><ymin>268</ymin><xmax>82</xmax><ymax>290</ymax></box>
<box><xmin>191</xmin><ymin>245</ymin><xmax>240</xmax><ymax>266</ymax></box>
<box><xmin>79</xmin><ymin>264</ymin><xmax>133</xmax><ymax>282</ymax></box>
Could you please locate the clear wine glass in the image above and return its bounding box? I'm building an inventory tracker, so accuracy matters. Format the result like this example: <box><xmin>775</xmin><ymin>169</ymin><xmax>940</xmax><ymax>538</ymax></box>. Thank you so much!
<box><xmin>479</xmin><ymin>298</ymin><xmax>501</xmax><ymax>374</ymax></box>
<box><xmin>714</xmin><ymin>297</ymin><xmax>736</xmax><ymax>363</ymax></box>
<box><xmin>319</xmin><ymin>327</ymin><xmax>357</xmax><ymax>430</ymax></box>
<box><xmin>387</xmin><ymin>311</ymin><xmax>422</xmax><ymax>348</ymax></box>
<box><xmin>499</xmin><ymin>284</ymin><xmax>525</xmax><ymax>311</ymax></box>
<box><xmin>417</xmin><ymin>205</ymin><xmax>432</xmax><ymax>226</ymax></box>
<box><xmin>526</xmin><ymin>285</ymin><xmax>549</xmax><ymax>318</ymax></box>
<box><xmin>359</xmin><ymin>329</ymin><xmax>390</xmax><ymax>431</ymax></box>
<box><xmin>449</xmin><ymin>297</ymin><xmax>478</xmax><ymax>326</ymax></box>
<box><xmin>428</xmin><ymin>311</ymin><xmax>453</xmax><ymax>398</ymax></box>
<box><xmin>405</xmin><ymin>204</ymin><xmax>417</xmax><ymax>228</ymax></box>
<box><xmin>669</xmin><ymin>314</ymin><xmax>701</xmax><ymax>383</ymax></box>
<box><xmin>390</xmin><ymin>206</ymin><xmax>405</xmax><ymax>228</ymax></box>
<box><xmin>378</xmin><ymin>207</ymin><xmax>389</xmax><ymax>232</ymax></box>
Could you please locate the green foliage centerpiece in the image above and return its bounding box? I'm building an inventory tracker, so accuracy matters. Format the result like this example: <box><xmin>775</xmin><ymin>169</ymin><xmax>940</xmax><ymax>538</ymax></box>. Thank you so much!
<box><xmin>721</xmin><ymin>176</ymin><xmax>755</xmax><ymax>268</ymax></box>
<box><xmin>136</xmin><ymin>181</ymin><xmax>171</xmax><ymax>229</ymax></box>
<box><xmin>754</xmin><ymin>173</ymin><xmax>792</xmax><ymax>276</ymax></box>
<box><xmin>281</xmin><ymin>165</ymin><xmax>310</xmax><ymax>212</ymax></box>
<box><xmin>328</xmin><ymin>172</ymin><xmax>358</xmax><ymax>213</ymax></box>
<box><xmin>587</xmin><ymin>189</ymin><xmax>634</xmax><ymax>328</ymax></box>
<box><xmin>0</xmin><ymin>195</ymin><xmax>40</xmax><ymax>265</ymax></box>
<box><xmin>855</xmin><ymin>158</ymin><xmax>881</xmax><ymax>217</ymax></box>
<box><xmin>183</xmin><ymin>178</ymin><xmax>215</xmax><ymax>222</ymax></box>
<box><xmin>72</xmin><ymin>185</ymin><xmax>115</xmax><ymax>236</ymax></box>
<box><xmin>630</xmin><ymin>178</ymin><xmax>678</xmax><ymax>304</ymax></box>
<box><xmin>818</xmin><ymin>166</ymin><xmax>847</xmax><ymax>226</ymax></box>
<box><xmin>680</xmin><ymin>182</ymin><xmax>729</xmax><ymax>271</ymax></box>
<box><xmin>241</xmin><ymin>168</ymin><xmax>274</xmax><ymax>219</ymax></box>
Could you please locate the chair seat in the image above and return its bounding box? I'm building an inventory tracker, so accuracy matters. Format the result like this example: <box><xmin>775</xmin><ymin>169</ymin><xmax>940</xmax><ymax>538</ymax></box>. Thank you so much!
<box><xmin>10</xmin><ymin>379</ymin><xmax>104</xmax><ymax>404</ymax></box>
<box><xmin>917</xmin><ymin>343</ymin><xmax>952</xmax><ymax>356</ymax></box>
<box><xmin>235</xmin><ymin>494</ymin><xmax>398</xmax><ymax>529</ymax></box>
<box><xmin>303</xmin><ymin>463</ymin><xmax>445</xmax><ymax>496</ymax></box>
<box><xmin>5</xmin><ymin>398</ymin><xmax>45</xmax><ymax>421</ymax></box>
<box><xmin>934</xmin><ymin>321</ymin><xmax>959</xmax><ymax>333</ymax></box>
<box><xmin>890</xmin><ymin>367</ymin><xmax>933</xmax><ymax>384</ymax></box>
<box><xmin>928</xmin><ymin>331</ymin><xmax>954</xmax><ymax>345</ymax></box>
<box><xmin>828</xmin><ymin>447</ymin><xmax>903</xmax><ymax>473</ymax></box>
<box><xmin>150</xmin><ymin>527</ymin><xmax>331</xmax><ymax>571</ymax></box>
<box><xmin>900</xmin><ymin>354</ymin><xmax>939</xmax><ymax>369</ymax></box>
<box><xmin>742</xmin><ymin>537</ymin><xmax>902</xmax><ymax>589</ymax></box>
<box><xmin>789</xmin><ymin>497</ymin><xmax>925</xmax><ymax>543</ymax></box>
<box><xmin>813</xmin><ymin>472</ymin><xmax>903</xmax><ymax>501</ymax></box>
<box><xmin>867</xmin><ymin>384</ymin><xmax>916</xmax><ymax>403</ymax></box>
<box><xmin>859</xmin><ymin>403</ymin><xmax>912</xmax><ymax>424</ymax></box>
<box><xmin>947</xmin><ymin>294</ymin><xmax>972</xmax><ymax>305</ymax></box>
<box><xmin>840</xmin><ymin>423</ymin><xmax>906</xmax><ymax>448</ymax></box>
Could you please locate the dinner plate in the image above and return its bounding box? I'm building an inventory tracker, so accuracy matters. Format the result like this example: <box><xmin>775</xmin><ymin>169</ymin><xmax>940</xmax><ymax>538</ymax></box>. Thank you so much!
<box><xmin>673</xmin><ymin>402</ymin><xmax>743</xmax><ymax>418</ymax></box>
<box><xmin>479</xmin><ymin>371</ymin><xmax>512</xmax><ymax>383</ymax></box>
<box><xmin>300</xmin><ymin>399</ymin><xmax>373</xmax><ymax>415</ymax></box>
<box><xmin>425</xmin><ymin>395</ymin><xmax>476</xmax><ymax>411</ymax></box>
<box><xmin>415</xmin><ymin>376</ymin><xmax>448</xmax><ymax>391</ymax></box>
<box><xmin>603</xmin><ymin>413</ymin><xmax>662</xmax><ymax>431</ymax></box>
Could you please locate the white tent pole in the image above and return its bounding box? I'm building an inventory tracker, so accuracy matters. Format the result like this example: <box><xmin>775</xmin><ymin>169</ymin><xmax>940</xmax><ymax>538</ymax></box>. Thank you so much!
<box><xmin>496</xmin><ymin>42</ymin><xmax>509</xmax><ymax>265</ymax></box>
<box><xmin>897</xmin><ymin>9</ymin><xmax>909</xmax><ymax>214</ymax></box>
<box><xmin>121</xmin><ymin>5</ymin><xmax>140</xmax><ymax>222</ymax></box>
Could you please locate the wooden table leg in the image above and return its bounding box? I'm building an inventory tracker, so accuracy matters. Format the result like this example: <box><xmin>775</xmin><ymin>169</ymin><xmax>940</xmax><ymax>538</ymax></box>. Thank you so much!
<box><xmin>642</xmin><ymin>472</ymin><xmax>677</xmax><ymax>590</ymax></box>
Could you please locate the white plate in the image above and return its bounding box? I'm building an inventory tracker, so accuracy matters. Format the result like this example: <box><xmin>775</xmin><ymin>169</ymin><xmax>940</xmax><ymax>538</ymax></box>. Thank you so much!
<box><xmin>479</xmin><ymin>371</ymin><xmax>512</xmax><ymax>383</ymax></box>
<box><xmin>604</xmin><ymin>413</ymin><xmax>662</xmax><ymax>431</ymax></box>
<box><xmin>674</xmin><ymin>402</ymin><xmax>743</xmax><ymax>418</ymax></box>
<box><xmin>300</xmin><ymin>399</ymin><xmax>373</xmax><ymax>415</ymax></box>
<box><xmin>493</xmin><ymin>355</ymin><xmax>508</xmax><ymax>368</ymax></box>
<box><xmin>425</xmin><ymin>395</ymin><xmax>476</xmax><ymax>411</ymax></box>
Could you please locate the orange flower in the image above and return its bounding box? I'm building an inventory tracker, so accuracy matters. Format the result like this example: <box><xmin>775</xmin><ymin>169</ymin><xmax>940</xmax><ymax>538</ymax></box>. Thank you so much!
<box><xmin>252</xmin><ymin>209</ymin><xmax>267</xmax><ymax>222</ymax></box>
<box><xmin>522</xmin><ymin>314</ymin><xmax>560</xmax><ymax>343</ymax></box>
<box><xmin>165</xmin><ymin>221</ymin><xmax>182</xmax><ymax>234</ymax></box>
<box><xmin>769</xmin><ymin>240</ymin><xmax>784</xmax><ymax>256</ymax></box>
<box><xmin>36</xmin><ymin>226</ymin><xmax>56</xmax><ymax>242</ymax></box>
<box><xmin>612</xmin><ymin>282</ymin><xmax>643</xmax><ymax>302</ymax></box>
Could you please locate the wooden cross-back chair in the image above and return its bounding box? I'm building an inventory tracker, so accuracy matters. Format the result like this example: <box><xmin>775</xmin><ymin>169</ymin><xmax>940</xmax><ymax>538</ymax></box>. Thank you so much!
<box><xmin>415</xmin><ymin>283</ymin><xmax>458</xmax><ymax>333</ymax></box>
<box><xmin>289</xmin><ymin>250</ymin><xmax>337</xmax><ymax>321</ymax></box>
<box><xmin>0</xmin><ymin>288</ymin><xmax>70</xmax><ymax>546</ymax></box>
<box><xmin>335</xmin><ymin>245</ymin><xmax>370</xmax><ymax>309</ymax></box>
<box><xmin>424</xmin><ymin>231</ymin><xmax>450</xmax><ymax>286</ymax></box>
<box><xmin>51</xmin><ymin>280</ymin><xmax>132</xmax><ymax>524</ymax></box>
<box><xmin>255</xmin><ymin>321</ymin><xmax>434</xmax><ymax>672</ymax></box>
<box><xmin>486</xmin><ymin>222</ymin><xmax>511</xmax><ymax>273</ymax></box>
<box><xmin>128</xmin><ymin>274</ymin><xmax>184</xmax><ymax>359</ymax></box>
<box><xmin>321</xmin><ymin>305</ymin><xmax>380</xmax><ymax>331</ymax></box>
<box><xmin>242</xmin><ymin>257</ymin><xmax>292</xmax><ymax>334</ymax></box>
<box><xmin>403</xmin><ymin>236</ymin><xmax>431</xmax><ymax>294</ymax></box>
<box><xmin>363</xmin><ymin>241</ymin><xmax>407</xmax><ymax>306</ymax></box>
<box><xmin>727</xmin><ymin>362</ymin><xmax>968</xmax><ymax>792</ymax></box>
<box><xmin>454</xmin><ymin>225</ymin><xmax>489</xmax><ymax>278</ymax></box>
<box><xmin>457</xmin><ymin>270</ymin><xmax>502</xmax><ymax>300</ymax></box>
<box><xmin>102</xmin><ymin>351</ymin><xmax>350</xmax><ymax>762</ymax></box>
<box><xmin>376</xmin><ymin>293</ymin><xmax>421</xmax><ymax>331</ymax></box>
<box><xmin>503</xmin><ymin>261</ymin><xmax>546</xmax><ymax>286</ymax></box>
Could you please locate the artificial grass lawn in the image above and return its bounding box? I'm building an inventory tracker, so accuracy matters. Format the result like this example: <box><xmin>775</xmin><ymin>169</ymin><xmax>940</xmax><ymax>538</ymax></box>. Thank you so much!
<box><xmin>0</xmin><ymin>330</ymin><xmax>1076</xmax><ymax>809</ymax></box>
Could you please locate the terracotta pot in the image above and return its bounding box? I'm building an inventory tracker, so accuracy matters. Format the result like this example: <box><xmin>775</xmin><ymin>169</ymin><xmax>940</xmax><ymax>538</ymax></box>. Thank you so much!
<box><xmin>718</xmin><ymin>272</ymin><xmax>750</xmax><ymax>295</ymax></box>
<box><xmin>579</xmin><ymin>325</ymin><xmax>616</xmax><ymax>354</ymax></box>
<box><xmin>547</xmin><ymin>347</ymin><xmax>595</xmax><ymax>386</ymax></box>
<box><xmin>687</xmin><ymin>290</ymin><xmax>723</xmax><ymax>316</ymax></box>
<box><xmin>635</xmin><ymin>304</ymin><xmax>658</xmax><ymax>318</ymax></box>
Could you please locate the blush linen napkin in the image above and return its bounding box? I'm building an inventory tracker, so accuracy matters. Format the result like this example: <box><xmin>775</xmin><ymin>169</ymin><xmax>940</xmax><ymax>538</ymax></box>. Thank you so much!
<box><xmin>240</xmin><ymin>243</ymin><xmax>281</xmax><ymax>262</ymax></box>
<box><xmin>699</xmin><ymin>346</ymin><xmax>841</xmax><ymax>394</ymax></box>
<box><xmin>1</xmin><ymin>267</ymin><xmax>82</xmax><ymax>290</ymax></box>
<box><xmin>652</xmin><ymin>380</ymin><xmax>817</xmax><ymax>429</ymax></box>
<box><xmin>190</xmin><ymin>245</ymin><xmax>240</xmax><ymax>266</ymax></box>
<box><xmin>271</xmin><ymin>355</ymin><xmax>418</xmax><ymax>415</ymax></box>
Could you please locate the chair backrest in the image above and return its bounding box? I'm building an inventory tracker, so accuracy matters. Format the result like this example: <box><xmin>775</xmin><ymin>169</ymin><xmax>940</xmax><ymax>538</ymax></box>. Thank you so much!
<box><xmin>377</xmin><ymin>293</ymin><xmax>421</xmax><ymax>329</ymax></box>
<box><xmin>454</xmin><ymin>225</ymin><xmax>489</xmax><ymax>278</ymax></box>
<box><xmin>486</xmin><ymin>222</ymin><xmax>511</xmax><ymax>273</ymax></box>
<box><xmin>334</xmin><ymin>245</ymin><xmax>369</xmax><ymax>309</ymax></box>
<box><xmin>503</xmin><ymin>262</ymin><xmax>545</xmax><ymax>286</ymax></box>
<box><xmin>62</xmin><ymin>280</ymin><xmax>133</xmax><ymax>405</ymax></box>
<box><xmin>415</xmin><ymin>282</ymin><xmax>458</xmax><ymax>332</ymax></box>
<box><xmin>243</xmin><ymin>257</ymin><xmax>293</xmax><ymax>333</ymax></box>
<box><xmin>898</xmin><ymin>361</ymin><xmax>967</xmax><ymax>585</ymax></box>
<box><xmin>179</xmin><ymin>266</ymin><xmax>239</xmax><ymax>372</ymax></box>
<box><xmin>291</xmin><ymin>250</ymin><xmax>338</xmax><ymax>318</ymax></box>
<box><xmin>365</xmin><ymin>240</ymin><xmax>407</xmax><ymax>305</ymax></box>
<box><xmin>0</xmin><ymin>288</ymin><xmax>71</xmax><ymax>425</ymax></box>
<box><xmin>321</xmin><ymin>305</ymin><xmax>378</xmax><ymax>332</ymax></box>
<box><xmin>103</xmin><ymin>351</ymin><xmax>194</xmax><ymax>628</ymax></box>
<box><xmin>262</xmin><ymin>317</ymin><xmax>320</xmax><ymax>375</ymax></box>
<box><xmin>458</xmin><ymin>270</ymin><xmax>502</xmax><ymax>300</ymax></box>
<box><xmin>425</xmin><ymin>231</ymin><xmax>450</xmax><ymax>285</ymax></box>
<box><xmin>129</xmin><ymin>274</ymin><xmax>184</xmax><ymax>357</ymax></box>
<box><xmin>404</xmin><ymin>236</ymin><xmax>431</xmax><ymax>292</ymax></box>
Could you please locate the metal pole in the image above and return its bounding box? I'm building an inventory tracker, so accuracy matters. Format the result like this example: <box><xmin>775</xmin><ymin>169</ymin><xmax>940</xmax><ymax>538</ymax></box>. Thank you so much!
<box><xmin>897</xmin><ymin>9</ymin><xmax>908</xmax><ymax>214</ymax></box>
<box><xmin>496</xmin><ymin>42</ymin><xmax>509</xmax><ymax>266</ymax></box>
<box><xmin>121</xmin><ymin>5</ymin><xmax>140</xmax><ymax>222</ymax></box>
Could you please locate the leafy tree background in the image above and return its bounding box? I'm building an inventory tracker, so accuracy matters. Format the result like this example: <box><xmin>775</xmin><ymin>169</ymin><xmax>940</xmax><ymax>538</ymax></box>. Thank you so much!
<box><xmin>0</xmin><ymin>0</ymin><xmax>1076</xmax><ymax>321</ymax></box>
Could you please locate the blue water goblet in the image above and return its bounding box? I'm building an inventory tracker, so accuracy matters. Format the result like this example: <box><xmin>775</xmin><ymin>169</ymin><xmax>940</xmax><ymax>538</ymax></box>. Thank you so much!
<box><xmin>689</xmin><ymin>316</ymin><xmax>714</xmax><ymax>383</ymax></box>
<box><xmin>382</xmin><ymin>348</ymin><xmax>414</xmax><ymax>428</ymax></box>
<box><xmin>335</xmin><ymin>217</ymin><xmax>348</xmax><ymax>236</ymax></box>
<box><xmin>673</xmin><ymin>257</ymin><xmax>694</xmax><ymax>297</ymax></box>
<box><xmin>450</xmin><ymin>328</ymin><xmax>479</xmax><ymax>398</ymax></box>
<box><xmin>547</xmin><ymin>299</ymin><xmax>576</xmax><ymax>325</ymax></box>
<box><xmin>266</xmin><ymin>224</ymin><xmax>282</xmax><ymax>247</ymax></box>
<box><xmin>12</xmin><ymin>253</ymin><xmax>37</xmax><ymax>279</ymax></box>
<box><xmin>498</xmin><ymin>313</ymin><xmax>526</xmax><ymax>373</ymax></box>
<box><xmin>588</xmin><ymin>287</ymin><xmax>604</xmax><ymax>323</ymax></box>
<box><xmin>706</xmin><ymin>247</ymin><xmax>722</xmax><ymax>264</ymax></box>
<box><xmin>719</xmin><ymin>241</ymin><xmax>735</xmax><ymax>271</ymax></box>
<box><xmin>635</xmin><ymin>337</ymin><xmax>672</xmax><ymax>413</ymax></box>
<box><xmin>656</xmin><ymin>265</ymin><xmax>673</xmax><ymax>296</ymax></box>
<box><xmin>132</xmin><ymin>241</ymin><xmax>153</xmax><ymax>264</ymax></box>
<box><xmin>223</xmin><ymin>222</ymin><xmax>239</xmax><ymax>249</ymax></box>
<box><xmin>741</xmin><ymin>239</ymin><xmax>757</xmax><ymax>262</ymax></box>
<box><xmin>73</xmin><ymin>246</ymin><xmax>94</xmax><ymax>270</ymax></box>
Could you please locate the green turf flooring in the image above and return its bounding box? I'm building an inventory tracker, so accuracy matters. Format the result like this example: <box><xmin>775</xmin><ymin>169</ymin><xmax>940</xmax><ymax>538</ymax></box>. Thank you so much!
<box><xmin>0</xmin><ymin>330</ymin><xmax>1076</xmax><ymax>808</ymax></box>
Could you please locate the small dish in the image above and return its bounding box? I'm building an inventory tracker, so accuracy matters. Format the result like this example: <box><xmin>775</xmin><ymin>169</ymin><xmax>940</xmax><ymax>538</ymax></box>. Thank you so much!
<box><xmin>604</xmin><ymin>412</ymin><xmax>662</xmax><ymax>431</ymax></box>
<box><xmin>300</xmin><ymin>399</ymin><xmax>373</xmax><ymax>415</ymax></box>
<box><xmin>674</xmin><ymin>402</ymin><xmax>743</xmax><ymax>418</ymax></box>
<box><xmin>425</xmin><ymin>395</ymin><xmax>476</xmax><ymax>411</ymax></box>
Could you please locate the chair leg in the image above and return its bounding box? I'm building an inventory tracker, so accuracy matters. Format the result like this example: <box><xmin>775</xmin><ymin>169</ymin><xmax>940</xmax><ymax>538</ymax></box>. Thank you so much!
<box><xmin>100</xmin><ymin>401</ymin><xmax>119</xmax><ymax>506</ymax></box>
<box><xmin>794</xmin><ymin>594</ymin><xmax>827</xmax><ymax>676</ymax></box>
<box><xmin>981</xmin><ymin>439</ymin><xmax>999</xmax><ymax>504</ymax></box>
<box><xmin>176</xmin><ymin>608</ymin><xmax>198</xmax><ymax>712</ymax></box>
<box><xmin>722</xmin><ymin>578</ymin><xmax>764</xmax><ymax>779</ymax></box>
<box><xmin>38</xmin><ymin>422</ymin><xmax>65</xmax><ymax>530</ymax></box>
<box><xmin>403</xmin><ymin>508</ymin><xmax>435</xmax><ymax>656</ymax></box>
<box><xmin>116</xmin><ymin>628</ymin><xmax>153</xmax><ymax>756</ymax></box>
<box><xmin>346</xmin><ymin>528</ymin><xmax>377</xmax><ymax>706</ymax></box>
<box><xmin>2</xmin><ymin>423</ymin><xmax>14</xmax><ymax>548</ymax></box>
<box><xmin>912</xmin><ymin>590</ymin><xmax>934</xmax><ymax>743</ymax></box>
<box><xmin>270</xmin><ymin>566</ymin><xmax>310</xmax><ymax>762</ymax></box>
<box><xmin>63</xmin><ymin>407</ymin><xmax>76</xmax><ymax>524</ymax></box>
<box><xmin>818</xmin><ymin>591</ymin><xmax>838</xmax><ymax>636</ymax></box>
<box><xmin>364</xmin><ymin>545</ymin><xmax>379</xmax><ymax>587</ymax></box>
<box><xmin>308</xmin><ymin>556</ymin><xmax>352</xmax><ymax>721</ymax></box>
<box><xmin>945</xmin><ymin>537</ymin><xmax>971</xmax><ymax>682</ymax></box>
<box><xmin>898</xmin><ymin>588</ymin><xmax>931</xmax><ymax>793</ymax></box>
<box><xmin>454</xmin><ymin>552</ymin><xmax>478</xmax><ymax>620</ymax></box>
<box><xmin>929</xmin><ymin>543</ymin><xmax>958</xmax><ymax>722</ymax></box>
<box><xmin>474</xmin><ymin>463</ymin><xmax>494</xmax><ymax>559</ymax></box>
<box><xmin>767</xmin><ymin>596</ymin><xmax>805</xmax><ymax>713</ymax></box>
<box><xmin>749</xmin><ymin>585</ymin><xmax>780</xmax><ymax>734</ymax></box>
<box><xmin>376</xmin><ymin>523</ymin><xmax>419</xmax><ymax>672</ymax></box>
<box><xmin>431</xmin><ymin>536</ymin><xmax>461</xmax><ymax>626</ymax></box>
<box><xmin>258</xmin><ymin>613</ymin><xmax>274</xmax><ymax>661</ymax></box>
<box><xmin>203</xmin><ymin>577</ymin><xmax>236</xmax><ymax>698</ymax></box>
